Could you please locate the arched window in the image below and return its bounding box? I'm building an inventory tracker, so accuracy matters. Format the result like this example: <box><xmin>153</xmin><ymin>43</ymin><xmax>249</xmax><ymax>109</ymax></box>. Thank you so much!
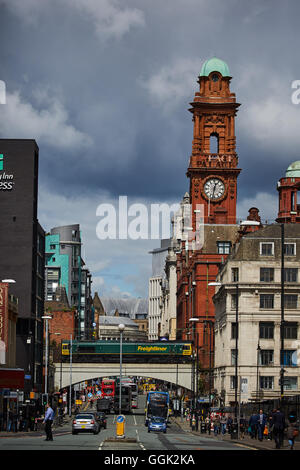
<box><xmin>210</xmin><ymin>133</ymin><xmax>219</xmax><ymax>154</ymax></box>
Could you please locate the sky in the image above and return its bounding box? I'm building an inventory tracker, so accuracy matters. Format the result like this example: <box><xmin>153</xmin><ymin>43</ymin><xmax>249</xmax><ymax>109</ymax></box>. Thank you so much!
<box><xmin>1</xmin><ymin>0</ymin><xmax>300</xmax><ymax>299</ymax></box>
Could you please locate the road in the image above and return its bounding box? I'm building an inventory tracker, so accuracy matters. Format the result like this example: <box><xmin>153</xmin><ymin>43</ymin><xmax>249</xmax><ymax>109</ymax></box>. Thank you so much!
<box><xmin>0</xmin><ymin>394</ymin><xmax>251</xmax><ymax>452</ymax></box>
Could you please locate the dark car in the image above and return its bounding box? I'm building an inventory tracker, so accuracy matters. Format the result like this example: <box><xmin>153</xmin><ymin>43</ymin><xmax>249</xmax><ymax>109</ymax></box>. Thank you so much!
<box><xmin>95</xmin><ymin>411</ymin><xmax>107</xmax><ymax>429</ymax></box>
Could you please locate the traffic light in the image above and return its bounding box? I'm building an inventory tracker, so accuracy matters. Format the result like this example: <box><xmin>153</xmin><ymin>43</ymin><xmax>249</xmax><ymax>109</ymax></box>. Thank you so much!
<box><xmin>42</xmin><ymin>393</ymin><xmax>48</xmax><ymax>405</ymax></box>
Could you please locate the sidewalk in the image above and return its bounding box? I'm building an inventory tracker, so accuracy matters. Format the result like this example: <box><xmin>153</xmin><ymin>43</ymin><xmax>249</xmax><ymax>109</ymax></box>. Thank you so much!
<box><xmin>171</xmin><ymin>416</ymin><xmax>300</xmax><ymax>451</ymax></box>
<box><xmin>0</xmin><ymin>417</ymin><xmax>72</xmax><ymax>439</ymax></box>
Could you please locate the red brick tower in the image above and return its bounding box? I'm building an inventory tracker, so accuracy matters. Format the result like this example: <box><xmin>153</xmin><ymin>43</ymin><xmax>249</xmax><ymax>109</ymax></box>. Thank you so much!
<box><xmin>276</xmin><ymin>161</ymin><xmax>300</xmax><ymax>223</ymax></box>
<box><xmin>176</xmin><ymin>58</ymin><xmax>242</xmax><ymax>397</ymax></box>
<box><xmin>187</xmin><ymin>57</ymin><xmax>241</xmax><ymax>226</ymax></box>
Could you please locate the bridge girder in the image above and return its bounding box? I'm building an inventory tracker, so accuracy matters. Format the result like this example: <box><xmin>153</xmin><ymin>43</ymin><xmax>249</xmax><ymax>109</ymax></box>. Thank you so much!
<box><xmin>54</xmin><ymin>362</ymin><xmax>194</xmax><ymax>391</ymax></box>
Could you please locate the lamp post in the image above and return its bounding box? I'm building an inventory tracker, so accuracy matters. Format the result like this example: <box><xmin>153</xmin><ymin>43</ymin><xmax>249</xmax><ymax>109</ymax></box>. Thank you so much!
<box><xmin>189</xmin><ymin>318</ymin><xmax>199</xmax><ymax>411</ymax></box>
<box><xmin>41</xmin><ymin>315</ymin><xmax>52</xmax><ymax>395</ymax></box>
<box><xmin>118</xmin><ymin>324</ymin><xmax>125</xmax><ymax>415</ymax></box>
<box><xmin>69</xmin><ymin>334</ymin><xmax>72</xmax><ymax>417</ymax></box>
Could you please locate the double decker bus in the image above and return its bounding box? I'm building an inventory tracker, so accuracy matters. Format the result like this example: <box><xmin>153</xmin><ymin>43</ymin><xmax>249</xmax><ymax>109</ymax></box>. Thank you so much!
<box><xmin>113</xmin><ymin>384</ymin><xmax>132</xmax><ymax>414</ymax></box>
<box><xmin>145</xmin><ymin>391</ymin><xmax>169</xmax><ymax>425</ymax></box>
<box><xmin>127</xmin><ymin>382</ymin><xmax>138</xmax><ymax>409</ymax></box>
<box><xmin>101</xmin><ymin>378</ymin><xmax>115</xmax><ymax>398</ymax></box>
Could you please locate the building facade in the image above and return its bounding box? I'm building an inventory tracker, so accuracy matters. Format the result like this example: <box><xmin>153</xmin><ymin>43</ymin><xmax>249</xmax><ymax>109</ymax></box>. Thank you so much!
<box><xmin>175</xmin><ymin>58</ymin><xmax>242</xmax><ymax>394</ymax></box>
<box><xmin>148</xmin><ymin>239</ymin><xmax>171</xmax><ymax>340</ymax></box>
<box><xmin>213</xmin><ymin>223</ymin><xmax>300</xmax><ymax>406</ymax></box>
<box><xmin>45</xmin><ymin>224</ymin><xmax>92</xmax><ymax>339</ymax></box>
<box><xmin>0</xmin><ymin>139</ymin><xmax>45</xmax><ymax>397</ymax></box>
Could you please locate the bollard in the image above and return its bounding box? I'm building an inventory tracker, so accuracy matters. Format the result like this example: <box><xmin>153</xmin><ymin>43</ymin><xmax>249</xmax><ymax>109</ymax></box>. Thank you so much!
<box><xmin>116</xmin><ymin>414</ymin><xmax>125</xmax><ymax>439</ymax></box>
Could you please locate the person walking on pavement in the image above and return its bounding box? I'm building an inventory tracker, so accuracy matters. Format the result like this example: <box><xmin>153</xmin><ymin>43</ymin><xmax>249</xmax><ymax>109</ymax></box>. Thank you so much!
<box><xmin>272</xmin><ymin>408</ymin><xmax>285</xmax><ymax>449</ymax></box>
<box><xmin>220</xmin><ymin>414</ymin><xmax>227</xmax><ymax>435</ymax></box>
<box><xmin>257</xmin><ymin>409</ymin><xmax>267</xmax><ymax>441</ymax></box>
<box><xmin>249</xmin><ymin>412</ymin><xmax>258</xmax><ymax>439</ymax></box>
<box><xmin>43</xmin><ymin>402</ymin><xmax>54</xmax><ymax>441</ymax></box>
<box><xmin>213</xmin><ymin>414</ymin><xmax>221</xmax><ymax>436</ymax></box>
<box><xmin>286</xmin><ymin>413</ymin><xmax>298</xmax><ymax>450</ymax></box>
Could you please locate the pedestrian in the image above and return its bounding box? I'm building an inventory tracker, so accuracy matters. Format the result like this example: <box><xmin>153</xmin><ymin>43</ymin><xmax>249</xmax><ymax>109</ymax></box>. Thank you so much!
<box><xmin>7</xmin><ymin>410</ymin><xmax>13</xmax><ymax>432</ymax></box>
<box><xmin>43</xmin><ymin>402</ymin><xmax>54</xmax><ymax>441</ymax></box>
<box><xmin>286</xmin><ymin>413</ymin><xmax>298</xmax><ymax>450</ymax></box>
<box><xmin>227</xmin><ymin>415</ymin><xmax>233</xmax><ymax>434</ymax></box>
<box><xmin>272</xmin><ymin>408</ymin><xmax>285</xmax><ymax>449</ymax></box>
<box><xmin>12</xmin><ymin>410</ymin><xmax>18</xmax><ymax>433</ymax></box>
<box><xmin>213</xmin><ymin>414</ymin><xmax>221</xmax><ymax>436</ymax></box>
<box><xmin>257</xmin><ymin>409</ymin><xmax>267</xmax><ymax>441</ymax></box>
<box><xmin>267</xmin><ymin>411</ymin><xmax>274</xmax><ymax>440</ymax></box>
<box><xmin>239</xmin><ymin>414</ymin><xmax>246</xmax><ymax>439</ymax></box>
<box><xmin>248</xmin><ymin>412</ymin><xmax>258</xmax><ymax>439</ymax></box>
<box><xmin>220</xmin><ymin>414</ymin><xmax>227</xmax><ymax>435</ymax></box>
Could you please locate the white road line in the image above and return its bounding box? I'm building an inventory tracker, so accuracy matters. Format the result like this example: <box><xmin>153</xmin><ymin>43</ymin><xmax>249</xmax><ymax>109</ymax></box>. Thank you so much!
<box><xmin>133</xmin><ymin>414</ymin><xmax>137</xmax><ymax>426</ymax></box>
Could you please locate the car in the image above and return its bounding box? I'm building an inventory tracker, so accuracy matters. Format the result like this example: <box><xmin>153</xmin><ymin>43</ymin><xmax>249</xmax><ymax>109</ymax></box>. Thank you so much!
<box><xmin>95</xmin><ymin>411</ymin><xmax>107</xmax><ymax>429</ymax></box>
<box><xmin>148</xmin><ymin>416</ymin><xmax>167</xmax><ymax>434</ymax></box>
<box><xmin>72</xmin><ymin>413</ymin><xmax>100</xmax><ymax>435</ymax></box>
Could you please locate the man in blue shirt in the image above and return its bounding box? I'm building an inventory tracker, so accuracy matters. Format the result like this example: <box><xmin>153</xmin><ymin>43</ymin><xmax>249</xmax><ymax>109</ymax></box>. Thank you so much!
<box><xmin>43</xmin><ymin>403</ymin><xmax>54</xmax><ymax>441</ymax></box>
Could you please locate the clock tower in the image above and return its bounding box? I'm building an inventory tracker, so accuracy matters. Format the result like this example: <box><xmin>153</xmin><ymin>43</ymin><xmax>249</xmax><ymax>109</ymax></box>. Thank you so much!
<box><xmin>187</xmin><ymin>57</ymin><xmax>241</xmax><ymax>226</ymax></box>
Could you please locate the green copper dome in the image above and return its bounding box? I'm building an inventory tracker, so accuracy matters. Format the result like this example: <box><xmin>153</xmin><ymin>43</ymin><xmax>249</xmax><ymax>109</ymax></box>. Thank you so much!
<box><xmin>286</xmin><ymin>161</ymin><xmax>300</xmax><ymax>178</ymax></box>
<box><xmin>200</xmin><ymin>57</ymin><xmax>230</xmax><ymax>77</ymax></box>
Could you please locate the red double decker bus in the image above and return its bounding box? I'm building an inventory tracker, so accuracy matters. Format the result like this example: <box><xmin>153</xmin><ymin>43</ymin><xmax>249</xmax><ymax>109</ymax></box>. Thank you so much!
<box><xmin>101</xmin><ymin>378</ymin><xmax>115</xmax><ymax>398</ymax></box>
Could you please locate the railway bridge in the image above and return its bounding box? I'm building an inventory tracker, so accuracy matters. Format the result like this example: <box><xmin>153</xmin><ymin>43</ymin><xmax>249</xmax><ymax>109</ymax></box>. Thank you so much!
<box><xmin>53</xmin><ymin>361</ymin><xmax>194</xmax><ymax>391</ymax></box>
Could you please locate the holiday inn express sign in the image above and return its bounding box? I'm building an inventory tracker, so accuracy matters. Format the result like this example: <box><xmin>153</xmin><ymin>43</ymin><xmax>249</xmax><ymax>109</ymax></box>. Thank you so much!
<box><xmin>0</xmin><ymin>154</ymin><xmax>15</xmax><ymax>190</ymax></box>
<box><xmin>0</xmin><ymin>283</ymin><xmax>8</xmax><ymax>364</ymax></box>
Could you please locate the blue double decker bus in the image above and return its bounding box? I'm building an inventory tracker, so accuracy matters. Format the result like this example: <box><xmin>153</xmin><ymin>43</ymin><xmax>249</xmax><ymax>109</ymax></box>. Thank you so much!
<box><xmin>145</xmin><ymin>391</ymin><xmax>169</xmax><ymax>425</ymax></box>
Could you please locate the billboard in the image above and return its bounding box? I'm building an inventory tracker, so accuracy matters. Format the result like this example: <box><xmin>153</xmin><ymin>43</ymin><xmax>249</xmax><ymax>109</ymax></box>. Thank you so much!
<box><xmin>0</xmin><ymin>283</ymin><xmax>8</xmax><ymax>364</ymax></box>
<box><xmin>0</xmin><ymin>368</ymin><xmax>24</xmax><ymax>389</ymax></box>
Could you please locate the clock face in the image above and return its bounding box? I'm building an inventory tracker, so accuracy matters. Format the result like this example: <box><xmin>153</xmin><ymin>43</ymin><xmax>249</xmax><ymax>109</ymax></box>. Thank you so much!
<box><xmin>211</xmin><ymin>73</ymin><xmax>219</xmax><ymax>82</ymax></box>
<box><xmin>203</xmin><ymin>178</ymin><xmax>225</xmax><ymax>200</ymax></box>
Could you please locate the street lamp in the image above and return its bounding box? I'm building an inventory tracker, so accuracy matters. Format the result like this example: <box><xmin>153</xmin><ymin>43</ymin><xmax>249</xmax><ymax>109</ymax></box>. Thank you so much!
<box><xmin>118</xmin><ymin>324</ymin><xmax>125</xmax><ymax>415</ymax></box>
<box><xmin>189</xmin><ymin>318</ymin><xmax>199</xmax><ymax>411</ymax></box>
<box><xmin>41</xmin><ymin>315</ymin><xmax>52</xmax><ymax>396</ymax></box>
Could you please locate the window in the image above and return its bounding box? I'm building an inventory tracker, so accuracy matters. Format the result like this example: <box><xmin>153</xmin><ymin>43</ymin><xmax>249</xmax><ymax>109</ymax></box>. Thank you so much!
<box><xmin>284</xmin><ymin>322</ymin><xmax>298</xmax><ymax>339</ymax></box>
<box><xmin>284</xmin><ymin>295</ymin><xmax>298</xmax><ymax>309</ymax></box>
<box><xmin>210</xmin><ymin>132</ymin><xmax>219</xmax><ymax>154</ymax></box>
<box><xmin>260</xmin><ymin>376</ymin><xmax>274</xmax><ymax>390</ymax></box>
<box><xmin>281</xmin><ymin>350</ymin><xmax>297</xmax><ymax>367</ymax></box>
<box><xmin>260</xmin><ymin>268</ymin><xmax>274</xmax><ymax>282</ymax></box>
<box><xmin>231</xmin><ymin>322</ymin><xmax>238</xmax><ymax>339</ymax></box>
<box><xmin>260</xmin><ymin>243</ymin><xmax>274</xmax><ymax>256</ymax></box>
<box><xmin>231</xmin><ymin>349</ymin><xmax>237</xmax><ymax>366</ymax></box>
<box><xmin>230</xmin><ymin>376</ymin><xmax>238</xmax><ymax>389</ymax></box>
<box><xmin>217</xmin><ymin>241</ymin><xmax>231</xmax><ymax>254</ymax></box>
<box><xmin>260</xmin><ymin>294</ymin><xmax>274</xmax><ymax>309</ymax></box>
<box><xmin>231</xmin><ymin>294</ymin><xmax>238</xmax><ymax>310</ymax></box>
<box><xmin>284</xmin><ymin>268</ymin><xmax>298</xmax><ymax>283</ymax></box>
<box><xmin>231</xmin><ymin>268</ymin><xmax>239</xmax><ymax>282</ymax></box>
<box><xmin>284</xmin><ymin>243</ymin><xmax>296</xmax><ymax>256</ymax></box>
<box><xmin>283</xmin><ymin>377</ymin><xmax>297</xmax><ymax>391</ymax></box>
<box><xmin>259</xmin><ymin>350</ymin><xmax>274</xmax><ymax>366</ymax></box>
<box><xmin>259</xmin><ymin>322</ymin><xmax>274</xmax><ymax>339</ymax></box>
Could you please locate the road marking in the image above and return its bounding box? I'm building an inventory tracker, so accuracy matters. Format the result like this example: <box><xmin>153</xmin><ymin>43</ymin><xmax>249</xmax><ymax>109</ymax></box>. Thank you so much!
<box><xmin>133</xmin><ymin>414</ymin><xmax>137</xmax><ymax>426</ymax></box>
<box><xmin>136</xmin><ymin>429</ymin><xmax>146</xmax><ymax>450</ymax></box>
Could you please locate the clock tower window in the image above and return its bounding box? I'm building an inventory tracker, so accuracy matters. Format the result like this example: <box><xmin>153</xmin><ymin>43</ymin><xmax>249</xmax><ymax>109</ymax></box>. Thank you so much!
<box><xmin>210</xmin><ymin>132</ymin><xmax>219</xmax><ymax>154</ymax></box>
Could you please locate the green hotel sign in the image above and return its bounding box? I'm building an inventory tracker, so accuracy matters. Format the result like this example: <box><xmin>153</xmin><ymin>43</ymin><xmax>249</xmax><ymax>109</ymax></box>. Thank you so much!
<box><xmin>0</xmin><ymin>154</ymin><xmax>14</xmax><ymax>190</ymax></box>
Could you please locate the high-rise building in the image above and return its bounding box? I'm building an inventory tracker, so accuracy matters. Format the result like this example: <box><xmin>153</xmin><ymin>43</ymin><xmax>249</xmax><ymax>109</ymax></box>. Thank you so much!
<box><xmin>45</xmin><ymin>224</ymin><xmax>92</xmax><ymax>339</ymax></box>
<box><xmin>0</xmin><ymin>139</ymin><xmax>45</xmax><ymax>397</ymax></box>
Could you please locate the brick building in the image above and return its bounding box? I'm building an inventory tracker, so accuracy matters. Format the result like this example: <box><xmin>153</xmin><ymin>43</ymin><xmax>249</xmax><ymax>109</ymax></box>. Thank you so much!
<box><xmin>176</xmin><ymin>58</ymin><xmax>243</xmax><ymax>394</ymax></box>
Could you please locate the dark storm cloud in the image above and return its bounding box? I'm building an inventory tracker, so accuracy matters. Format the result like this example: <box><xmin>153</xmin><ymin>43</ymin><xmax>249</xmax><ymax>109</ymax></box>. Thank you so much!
<box><xmin>1</xmin><ymin>0</ymin><xmax>300</xmax><ymax>295</ymax></box>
